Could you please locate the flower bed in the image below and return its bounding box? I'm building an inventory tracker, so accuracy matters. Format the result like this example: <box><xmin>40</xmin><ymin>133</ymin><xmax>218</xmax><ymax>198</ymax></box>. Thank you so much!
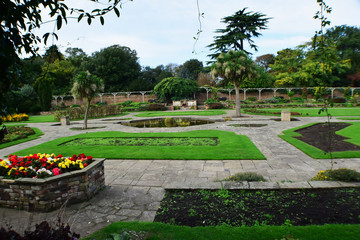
<box><xmin>0</xmin><ymin>153</ymin><xmax>105</xmax><ymax>211</ymax></box>
<box><xmin>1</xmin><ymin>126</ymin><xmax>36</xmax><ymax>144</ymax></box>
<box><xmin>1</xmin><ymin>113</ymin><xmax>29</xmax><ymax>122</ymax></box>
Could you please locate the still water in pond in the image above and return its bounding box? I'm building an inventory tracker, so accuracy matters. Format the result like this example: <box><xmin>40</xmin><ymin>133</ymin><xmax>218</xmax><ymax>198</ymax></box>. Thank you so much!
<box><xmin>121</xmin><ymin>118</ymin><xmax>215</xmax><ymax>128</ymax></box>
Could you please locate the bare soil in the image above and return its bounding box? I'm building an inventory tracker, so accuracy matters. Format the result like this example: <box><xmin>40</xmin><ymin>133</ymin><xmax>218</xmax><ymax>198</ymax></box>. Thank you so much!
<box><xmin>295</xmin><ymin>123</ymin><xmax>360</xmax><ymax>152</ymax></box>
<box><xmin>154</xmin><ymin>188</ymin><xmax>360</xmax><ymax>227</ymax></box>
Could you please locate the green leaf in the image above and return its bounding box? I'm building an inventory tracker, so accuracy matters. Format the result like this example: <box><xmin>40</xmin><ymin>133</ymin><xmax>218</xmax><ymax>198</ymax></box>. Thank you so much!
<box><xmin>56</xmin><ymin>15</ymin><xmax>62</xmax><ymax>30</ymax></box>
<box><xmin>114</xmin><ymin>7</ymin><xmax>120</xmax><ymax>17</ymax></box>
<box><xmin>43</xmin><ymin>33</ymin><xmax>50</xmax><ymax>45</ymax></box>
<box><xmin>78</xmin><ymin>14</ymin><xmax>84</xmax><ymax>22</ymax></box>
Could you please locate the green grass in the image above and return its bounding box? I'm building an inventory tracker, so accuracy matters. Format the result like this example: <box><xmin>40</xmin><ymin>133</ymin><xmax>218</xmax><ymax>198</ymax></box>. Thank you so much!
<box><xmin>337</xmin><ymin>117</ymin><xmax>360</xmax><ymax>120</ymax></box>
<box><xmin>279</xmin><ymin>122</ymin><xmax>360</xmax><ymax>159</ymax></box>
<box><xmin>0</xmin><ymin>127</ymin><xmax>43</xmax><ymax>150</ymax></box>
<box><xmin>243</xmin><ymin>107</ymin><xmax>360</xmax><ymax>117</ymax></box>
<box><xmin>135</xmin><ymin>110</ymin><xmax>227</xmax><ymax>117</ymax></box>
<box><xmin>12</xmin><ymin>130</ymin><xmax>265</xmax><ymax>160</ymax></box>
<box><xmin>11</xmin><ymin>113</ymin><xmax>129</xmax><ymax>123</ymax></box>
<box><xmin>82</xmin><ymin>221</ymin><xmax>360</xmax><ymax>240</ymax></box>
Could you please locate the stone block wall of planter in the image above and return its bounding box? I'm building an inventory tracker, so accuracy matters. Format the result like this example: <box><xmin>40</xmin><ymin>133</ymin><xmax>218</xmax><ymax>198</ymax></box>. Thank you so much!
<box><xmin>0</xmin><ymin>159</ymin><xmax>105</xmax><ymax>212</ymax></box>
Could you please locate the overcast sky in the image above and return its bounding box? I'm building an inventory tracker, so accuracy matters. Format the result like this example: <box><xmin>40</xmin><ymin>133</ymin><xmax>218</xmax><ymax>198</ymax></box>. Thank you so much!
<box><xmin>32</xmin><ymin>0</ymin><xmax>360</xmax><ymax>67</ymax></box>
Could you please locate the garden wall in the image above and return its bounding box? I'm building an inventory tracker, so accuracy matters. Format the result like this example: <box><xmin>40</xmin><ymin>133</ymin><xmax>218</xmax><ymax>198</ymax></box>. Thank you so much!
<box><xmin>0</xmin><ymin>159</ymin><xmax>105</xmax><ymax>212</ymax></box>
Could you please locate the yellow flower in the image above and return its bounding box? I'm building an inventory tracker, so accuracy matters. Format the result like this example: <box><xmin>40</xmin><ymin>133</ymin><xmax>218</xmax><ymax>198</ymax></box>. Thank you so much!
<box><xmin>19</xmin><ymin>167</ymin><xmax>24</xmax><ymax>171</ymax></box>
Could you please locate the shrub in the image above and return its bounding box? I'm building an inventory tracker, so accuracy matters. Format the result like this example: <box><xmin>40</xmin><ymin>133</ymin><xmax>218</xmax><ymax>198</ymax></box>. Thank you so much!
<box><xmin>121</xmin><ymin>100</ymin><xmax>133</xmax><ymax>107</ymax></box>
<box><xmin>205</xmin><ymin>99</ymin><xmax>219</xmax><ymax>104</ymax></box>
<box><xmin>0</xmin><ymin>220</ymin><xmax>79</xmax><ymax>239</ymax></box>
<box><xmin>2</xmin><ymin>113</ymin><xmax>29</xmax><ymax>122</ymax></box>
<box><xmin>147</xmin><ymin>103</ymin><xmax>166</xmax><ymax>111</ymax></box>
<box><xmin>53</xmin><ymin>104</ymin><xmax>122</xmax><ymax>121</ymax></box>
<box><xmin>71</xmin><ymin>104</ymin><xmax>81</xmax><ymax>108</ymax></box>
<box><xmin>208</xmin><ymin>103</ymin><xmax>224</xmax><ymax>109</ymax></box>
<box><xmin>224</xmin><ymin>172</ymin><xmax>267</xmax><ymax>182</ymax></box>
<box><xmin>247</xmin><ymin>96</ymin><xmax>257</xmax><ymax>102</ymax></box>
<box><xmin>312</xmin><ymin>168</ymin><xmax>360</xmax><ymax>182</ymax></box>
<box><xmin>332</xmin><ymin>97</ymin><xmax>346</xmax><ymax>103</ymax></box>
<box><xmin>291</xmin><ymin>97</ymin><xmax>304</xmax><ymax>103</ymax></box>
<box><xmin>262</xmin><ymin>97</ymin><xmax>280</xmax><ymax>104</ymax></box>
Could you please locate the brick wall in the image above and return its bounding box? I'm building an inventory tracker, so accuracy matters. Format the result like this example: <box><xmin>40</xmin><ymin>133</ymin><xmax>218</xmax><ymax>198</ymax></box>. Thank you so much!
<box><xmin>0</xmin><ymin>159</ymin><xmax>105</xmax><ymax>212</ymax></box>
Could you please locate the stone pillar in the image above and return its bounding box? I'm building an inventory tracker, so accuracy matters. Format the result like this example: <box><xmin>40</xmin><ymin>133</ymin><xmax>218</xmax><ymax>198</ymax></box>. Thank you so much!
<box><xmin>112</xmin><ymin>93</ymin><xmax>117</xmax><ymax>104</ymax></box>
<box><xmin>258</xmin><ymin>89</ymin><xmax>263</xmax><ymax>100</ymax></box>
<box><xmin>140</xmin><ymin>92</ymin><xmax>146</xmax><ymax>102</ymax></box>
<box><xmin>331</xmin><ymin>88</ymin><xmax>335</xmax><ymax>99</ymax></box>
<box><xmin>281</xmin><ymin>110</ymin><xmax>291</xmax><ymax>121</ymax></box>
<box><xmin>243</xmin><ymin>89</ymin><xmax>247</xmax><ymax>100</ymax></box>
<box><xmin>126</xmin><ymin>92</ymin><xmax>131</xmax><ymax>101</ymax></box>
<box><xmin>99</xmin><ymin>93</ymin><xmax>104</xmax><ymax>103</ymax></box>
<box><xmin>273</xmin><ymin>89</ymin><xmax>278</xmax><ymax>97</ymax></box>
<box><xmin>60</xmin><ymin>116</ymin><xmax>70</xmax><ymax>125</ymax></box>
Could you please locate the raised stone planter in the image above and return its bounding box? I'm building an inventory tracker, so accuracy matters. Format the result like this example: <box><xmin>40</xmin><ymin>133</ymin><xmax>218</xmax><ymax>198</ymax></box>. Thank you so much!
<box><xmin>60</xmin><ymin>116</ymin><xmax>70</xmax><ymax>125</ymax></box>
<box><xmin>0</xmin><ymin>158</ymin><xmax>105</xmax><ymax>212</ymax></box>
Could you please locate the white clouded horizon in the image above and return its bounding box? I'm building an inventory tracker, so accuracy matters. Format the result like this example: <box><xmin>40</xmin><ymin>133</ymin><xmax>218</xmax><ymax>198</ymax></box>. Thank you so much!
<box><xmin>30</xmin><ymin>0</ymin><xmax>360</xmax><ymax>67</ymax></box>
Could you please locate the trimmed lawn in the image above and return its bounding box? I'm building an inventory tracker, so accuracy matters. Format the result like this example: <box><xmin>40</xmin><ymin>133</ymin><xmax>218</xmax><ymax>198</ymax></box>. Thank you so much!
<box><xmin>12</xmin><ymin>113</ymin><xmax>128</xmax><ymax>123</ymax></box>
<box><xmin>12</xmin><ymin>130</ymin><xmax>265</xmax><ymax>160</ymax></box>
<box><xmin>82</xmin><ymin>222</ymin><xmax>360</xmax><ymax>240</ymax></box>
<box><xmin>243</xmin><ymin>107</ymin><xmax>360</xmax><ymax>117</ymax></box>
<box><xmin>279</xmin><ymin>122</ymin><xmax>360</xmax><ymax>159</ymax></box>
<box><xmin>0</xmin><ymin>127</ymin><xmax>43</xmax><ymax>149</ymax></box>
<box><xmin>337</xmin><ymin>117</ymin><xmax>360</xmax><ymax>120</ymax></box>
<box><xmin>135</xmin><ymin>110</ymin><xmax>227</xmax><ymax>117</ymax></box>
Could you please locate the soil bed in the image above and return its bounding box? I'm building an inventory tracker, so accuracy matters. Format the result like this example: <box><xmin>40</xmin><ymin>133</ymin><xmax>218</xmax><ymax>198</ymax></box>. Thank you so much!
<box><xmin>154</xmin><ymin>188</ymin><xmax>360</xmax><ymax>227</ymax></box>
<box><xmin>295</xmin><ymin>123</ymin><xmax>360</xmax><ymax>152</ymax></box>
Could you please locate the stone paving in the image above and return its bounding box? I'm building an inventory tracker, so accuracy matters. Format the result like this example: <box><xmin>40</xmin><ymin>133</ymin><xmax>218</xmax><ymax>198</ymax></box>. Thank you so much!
<box><xmin>0</xmin><ymin>110</ymin><xmax>360</xmax><ymax>237</ymax></box>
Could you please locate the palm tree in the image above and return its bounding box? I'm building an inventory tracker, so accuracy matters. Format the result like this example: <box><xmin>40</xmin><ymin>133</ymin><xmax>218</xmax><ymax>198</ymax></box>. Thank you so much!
<box><xmin>71</xmin><ymin>71</ymin><xmax>104</xmax><ymax>129</ymax></box>
<box><xmin>208</xmin><ymin>8</ymin><xmax>270</xmax><ymax>59</ymax></box>
<box><xmin>211</xmin><ymin>51</ymin><xmax>257</xmax><ymax>117</ymax></box>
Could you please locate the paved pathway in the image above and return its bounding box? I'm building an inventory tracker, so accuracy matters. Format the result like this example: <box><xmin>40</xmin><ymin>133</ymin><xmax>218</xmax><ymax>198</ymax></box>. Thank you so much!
<box><xmin>1</xmin><ymin>111</ymin><xmax>360</xmax><ymax>237</ymax></box>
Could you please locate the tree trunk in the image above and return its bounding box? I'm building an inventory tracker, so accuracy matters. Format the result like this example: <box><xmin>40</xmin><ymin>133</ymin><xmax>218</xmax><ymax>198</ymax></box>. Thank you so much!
<box><xmin>234</xmin><ymin>84</ymin><xmax>241</xmax><ymax>117</ymax></box>
<box><xmin>83</xmin><ymin>99</ymin><xmax>89</xmax><ymax>129</ymax></box>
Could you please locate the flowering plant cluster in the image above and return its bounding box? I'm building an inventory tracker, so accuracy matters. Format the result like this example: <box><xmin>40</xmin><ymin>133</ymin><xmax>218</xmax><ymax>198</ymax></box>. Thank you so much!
<box><xmin>1</xmin><ymin>126</ymin><xmax>35</xmax><ymax>143</ymax></box>
<box><xmin>0</xmin><ymin>153</ymin><xmax>93</xmax><ymax>179</ymax></box>
<box><xmin>2</xmin><ymin>113</ymin><xmax>29</xmax><ymax>122</ymax></box>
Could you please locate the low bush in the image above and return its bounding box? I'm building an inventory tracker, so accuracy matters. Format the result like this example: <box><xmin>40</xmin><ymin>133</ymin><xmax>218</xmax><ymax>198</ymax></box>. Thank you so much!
<box><xmin>291</xmin><ymin>97</ymin><xmax>305</xmax><ymax>103</ymax></box>
<box><xmin>312</xmin><ymin>168</ymin><xmax>360</xmax><ymax>182</ymax></box>
<box><xmin>224</xmin><ymin>172</ymin><xmax>267</xmax><ymax>182</ymax></box>
<box><xmin>261</xmin><ymin>97</ymin><xmax>280</xmax><ymax>104</ymax></box>
<box><xmin>0</xmin><ymin>220</ymin><xmax>79</xmax><ymax>240</ymax></box>
<box><xmin>208</xmin><ymin>103</ymin><xmax>224</xmax><ymax>109</ymax></box>
<box><xmin>54</xmin><ymin>104</ymin><xmax>122</xmax><ymax>121</ymax></box>
<box><xmin>247</xmin><ymin>97</ymin><xmax>257</xmax><ymax>102</ymax></box>
<box><xmin>332</xmin><ymin>97</ymin><xmax>346</xmax><ymax>103</ymax></box>
<box><xmin>205</xmin><ymin>99</ymin><xmax>219</xmax><ymax>105</ymax></box>
<box><xmin>147</xmin><ymin>103</ymin><xmax>166</xmax><ymax>111</ymax></box>
<box><xmin>2</xmin><ymin>113</ymin><xmax>29</xmax><ymax>122</ymax></box>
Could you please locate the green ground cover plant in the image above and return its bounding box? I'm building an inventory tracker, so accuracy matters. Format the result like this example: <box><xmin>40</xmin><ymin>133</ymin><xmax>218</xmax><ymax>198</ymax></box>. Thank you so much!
<box><xmin>82</xmin><ymin>221</ymin><xmax>360</xmax><ymax>240</ymax></box>
<box><xmin>0</xmin><ymin>126</ymin><xmax>43</xmax><ymax>149</ymax></box>
<box><xmin>135</xmin><ymin>110</ymin><xmax>227</xmax><ymax>117</ymax></box>
<box><xmin>12</xmin><ymin>130</ymin><xmax>265</xmax><ymax>160</ymax></box>
<box><xmin>279</xmin><ymin>122</ymin><xmax>360</xmax><ymax>159</ymax></box>
<box><xmin>223</xmin><ymin>172</ymin><xmax>267</xmax><ymax>182</ymax></box>
<box><xmin>14</xmin><ymin>113</ymin><xmax>128</xmax><ymax>123</ymax></box>
<box><xmin>312</xmin><ymin>168</ymin><xmax>360</xmax><ymax>182</ymax></box>
<box><xmin>243</xmin><ymin>107</ymin><xmax>360</xmax><ymax>117</ymax></box>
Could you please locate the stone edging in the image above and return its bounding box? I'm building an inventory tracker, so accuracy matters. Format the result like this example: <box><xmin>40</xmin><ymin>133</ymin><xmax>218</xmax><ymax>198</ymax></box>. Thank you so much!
<box><xmin>164</xmin><ymin>181</ymin><xmax>360</xmax><ymax>190</ymax></box>
<box><xmin>0</xmin><ymin>159</ymin><xmax>105</xmax><ymax>212</ymax></box>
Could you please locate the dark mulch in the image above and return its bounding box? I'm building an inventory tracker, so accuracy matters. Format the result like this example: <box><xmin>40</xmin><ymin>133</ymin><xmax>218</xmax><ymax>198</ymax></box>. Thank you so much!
<box><xmin>154</xmin><ymin>188</ymin><xmax>360</xmax><ymax>227</ymax></box>
<box><xmin>295</xmin><ymin>123</ymin><xmax>360</xmax><ymax>152</ymax></box>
